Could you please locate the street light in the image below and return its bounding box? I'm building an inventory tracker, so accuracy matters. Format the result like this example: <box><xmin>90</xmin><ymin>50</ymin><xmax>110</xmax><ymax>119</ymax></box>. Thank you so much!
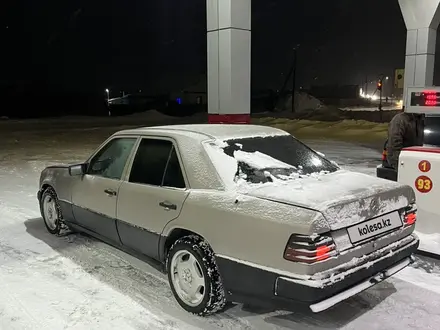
<box><xmin>105</xmin><ymin>89</ymin><xmax>111</xmax><ymax>117</ymax></box>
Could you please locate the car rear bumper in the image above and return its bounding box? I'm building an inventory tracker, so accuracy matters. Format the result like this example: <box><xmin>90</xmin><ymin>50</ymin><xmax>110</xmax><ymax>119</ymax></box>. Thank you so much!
<box><xmin>216</xmin><ymin>234</ymin><xmax>419</xmax><ymax>312</ymax></box>
<box><xmin>307</xmin><ymin>256</ymin><xmax>412</xmax><ymax>312</ymax></box>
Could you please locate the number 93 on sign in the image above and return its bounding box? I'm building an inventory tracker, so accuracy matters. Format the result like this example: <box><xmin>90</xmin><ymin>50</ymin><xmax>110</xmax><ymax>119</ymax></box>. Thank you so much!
<box><xmin>415</xmin><ymin>175</ymin><xmax>433</xmax><ymax>193</ymax></box>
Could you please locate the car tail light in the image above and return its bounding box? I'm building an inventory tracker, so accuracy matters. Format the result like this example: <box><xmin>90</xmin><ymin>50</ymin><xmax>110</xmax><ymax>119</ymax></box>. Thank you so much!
<box><xmin>402</xmin><ymin>204</ymin><xmax>417</xmax><ymax>227</ymax></box>
<box><xmin>381</xmin><ymin>149</ymin><xmax>387</xmax><ymax>161</ymax></box>
<box><xmin>283</xmin><ymin>234</ymin><xmax>338</xmax><ymax>264</ymax></box>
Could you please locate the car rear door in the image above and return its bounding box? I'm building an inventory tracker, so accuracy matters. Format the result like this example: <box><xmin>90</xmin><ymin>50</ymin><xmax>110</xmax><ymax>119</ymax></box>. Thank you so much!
<box><xmin>116</xmin><ymin>137</ymin><xmax>189</xmax><ymax>260</ymax></box>
<box><xmin>71</xmin><ymin>136</ymin><xmax>138</xmax><ymax>242</ymax></box>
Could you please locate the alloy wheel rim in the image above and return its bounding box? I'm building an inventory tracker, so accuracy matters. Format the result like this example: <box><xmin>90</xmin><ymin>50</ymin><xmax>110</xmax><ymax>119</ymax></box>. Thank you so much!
<box><xmin>170</xmin><ymin>250</ymin><xmax>206</xmax><ymax>307</ymax></box>
<box><xmin>43</xmin><ymin>195</ymin><xmax>58</xmax><ymax>230</ymax></box>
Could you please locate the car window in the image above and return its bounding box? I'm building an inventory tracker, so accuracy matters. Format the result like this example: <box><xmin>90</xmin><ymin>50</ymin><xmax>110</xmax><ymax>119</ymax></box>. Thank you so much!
<box><xmin>163</xmin><ymin>147</ymin><xmax>186</xmax><ymax>188</ymax></box>
<box><xmin>221</xmin><ymin>135</ymin><xmax>338</xmax><ymax>183</ymax></box>
<box><xmin>88</xmin><ymin>138</ymin><xmax>137</xmax><ymax>180</ymax></box>
<box><xmin>129</xmin><ymin>138</ymin><xmax>186</xmax><ymax>188</ymax></box>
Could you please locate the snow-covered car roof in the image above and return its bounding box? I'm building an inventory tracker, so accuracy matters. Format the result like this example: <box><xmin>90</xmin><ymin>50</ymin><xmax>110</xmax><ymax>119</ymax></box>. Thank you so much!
<box><xmin>117</xmin><ymin>124</ymin><xmax>289</xmax><ymax>141</ymax></box>
<box><xmin>113</xmin><ymin>124</ymin><xmax>292</xmax><ymax>190</ymax></box>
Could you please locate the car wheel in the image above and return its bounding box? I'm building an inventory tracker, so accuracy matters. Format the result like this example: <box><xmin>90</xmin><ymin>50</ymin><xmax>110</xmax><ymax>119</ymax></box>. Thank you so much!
<box><xmin>167</xmin><ymin>235</ymin><xmax>226</xmax><ymax>316</ymax></box>
<box><xmin>40</xmin><ymin>187</ymin><xmax>64</xmax><ymax>235</ymax></box>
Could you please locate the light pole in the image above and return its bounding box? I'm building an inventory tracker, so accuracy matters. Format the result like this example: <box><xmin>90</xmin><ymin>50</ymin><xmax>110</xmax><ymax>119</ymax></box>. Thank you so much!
<box><xmin>378</xmin><ymin>80</ymin><xmax>383</xmax><ymax>109</ymax></box>
<box><xmin>385</xmin><ymin>76</ymin><xmax>389</xmax><ymax>102</ymax></box>
<box><xmin>105</xmin><ymin>89</ymin><xmax>111</xmax><ymax>116</ymax></box>
<box><xmin>291</xmin><ymin>44</ymin><xmax>300</xmax><ymax>113</ymax></box>
<box><xmin>377</xmin><ymin>74</ymin><xmax>387</xmax><ymax>121</ymax></box>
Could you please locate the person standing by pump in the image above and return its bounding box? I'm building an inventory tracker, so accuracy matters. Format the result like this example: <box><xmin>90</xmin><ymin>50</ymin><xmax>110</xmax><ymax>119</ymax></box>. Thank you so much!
<box><xmin>386</xmin><ymin>106</ymin><xmax>425</xmax><ymax>169</ymax></box>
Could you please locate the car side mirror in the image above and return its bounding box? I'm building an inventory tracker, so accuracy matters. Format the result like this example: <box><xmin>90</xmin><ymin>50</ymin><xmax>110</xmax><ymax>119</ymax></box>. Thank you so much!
<box><xmin>69</xmin><ymin>163</ymin><xmax>87</xmax><ymax>176</ymax></box>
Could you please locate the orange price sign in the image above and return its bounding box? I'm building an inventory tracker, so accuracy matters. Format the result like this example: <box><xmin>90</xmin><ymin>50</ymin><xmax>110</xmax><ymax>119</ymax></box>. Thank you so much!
<box><xmin>418</xmin><ymin>160</ymin><xmax>431</xmax><ymax>173</ymax></box>
<box><xmin>415</xmin><ymin>175</ymin><xmax>433</xmax><ymax>193</ymax></box>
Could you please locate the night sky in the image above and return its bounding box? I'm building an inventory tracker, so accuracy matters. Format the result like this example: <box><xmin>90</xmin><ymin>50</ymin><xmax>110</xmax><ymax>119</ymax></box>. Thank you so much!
<box><xmin>1</xmin><ymin>0</ymin><xmax>433</xmax><ymax>94</ymax></box>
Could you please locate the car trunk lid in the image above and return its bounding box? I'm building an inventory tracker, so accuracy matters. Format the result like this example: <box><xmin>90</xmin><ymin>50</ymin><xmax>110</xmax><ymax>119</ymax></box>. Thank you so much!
<box><xmin>237</xmin><ymin>170</ymin><xmax>415</xmax><ymax>231</ymax></box>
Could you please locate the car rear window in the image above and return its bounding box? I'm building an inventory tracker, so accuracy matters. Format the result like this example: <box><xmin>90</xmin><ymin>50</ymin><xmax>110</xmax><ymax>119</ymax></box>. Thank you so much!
<box><xmin>220</xmin><ymin>135</ymin><xmax>339</xmax><ymax>183</ymax></box>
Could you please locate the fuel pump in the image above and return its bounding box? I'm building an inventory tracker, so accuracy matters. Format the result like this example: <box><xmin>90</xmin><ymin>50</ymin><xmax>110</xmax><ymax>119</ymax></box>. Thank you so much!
<box><xmin>378</xmin><ymin>87</ymin><xmax>440</xmax><ymax>256</ymax></box>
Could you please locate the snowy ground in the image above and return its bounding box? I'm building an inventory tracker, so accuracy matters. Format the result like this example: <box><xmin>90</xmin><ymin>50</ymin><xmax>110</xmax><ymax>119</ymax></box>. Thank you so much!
<box><xmin>340</xmin><ymin>105</ymin><xmax>401</xmax><ymax>111</ymax></box>
<box><xmin>2</xmin><ymin>123</ymin><xmax>440</xmax><ymax>329</ymax></box>
<box><xmin>341</xmin><ymin>101</ymin><xmax>402</xmax><ymax>111</ymax></box>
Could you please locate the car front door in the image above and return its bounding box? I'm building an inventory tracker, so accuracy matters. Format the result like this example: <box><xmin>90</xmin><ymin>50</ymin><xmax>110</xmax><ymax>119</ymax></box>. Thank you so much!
<box><xmin>116</xmin><ymin>137</ymin><xmax>189</xmax><ymax>260</ymax></box>
<box><xmin>71</xmin><ymin>136</ymin><xmax>138</xmax><ymax>242</ymax></box>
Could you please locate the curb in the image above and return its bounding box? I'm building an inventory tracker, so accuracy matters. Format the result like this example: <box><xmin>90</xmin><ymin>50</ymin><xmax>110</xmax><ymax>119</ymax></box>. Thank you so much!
<box><xmin>416</xmin><ymin>249</ymin><xmax>440</xmax><ymax>261</ymax></box>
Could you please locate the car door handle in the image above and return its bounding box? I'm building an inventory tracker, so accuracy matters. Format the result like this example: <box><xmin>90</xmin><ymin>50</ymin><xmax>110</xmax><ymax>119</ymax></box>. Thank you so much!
<box><xmin>104</xmin><ymin>189</ymin><xmax>117</xmax><ymax>196</ymax></box>
<box><xmin>159</xmin><ymin>201</ymin><xmax>177</xmax><ymax>210</ymax></box>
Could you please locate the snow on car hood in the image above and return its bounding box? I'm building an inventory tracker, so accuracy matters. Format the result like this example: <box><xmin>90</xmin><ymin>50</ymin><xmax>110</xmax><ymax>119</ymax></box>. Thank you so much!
<box><xmin>204</xmin><ymin>139</ymin><xmax>415</xmax><ymax>231</ymax></box>
<box><xmin>236</xmin><ymin>170</ymin><xmax>414</xmax><ymax>230</ymax></box>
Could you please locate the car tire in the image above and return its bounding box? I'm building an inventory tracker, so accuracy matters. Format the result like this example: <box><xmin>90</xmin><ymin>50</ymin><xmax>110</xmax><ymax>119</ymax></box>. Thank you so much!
<box><xmin>40</xmin><ymin>186</ymin><xmax>65</xmax><ymax>235</ymax></box>
<box><xmin>167</xmin><ymin>235</ymin><xmax>226</xmax><ymax>316</ymax></box>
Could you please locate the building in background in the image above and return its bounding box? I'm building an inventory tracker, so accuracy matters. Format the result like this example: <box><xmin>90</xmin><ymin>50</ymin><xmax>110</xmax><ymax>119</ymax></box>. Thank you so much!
<box><xmin>170</xmin><ymin>78</ymin><xmax>207</xmax><ymax>106</ymax></box>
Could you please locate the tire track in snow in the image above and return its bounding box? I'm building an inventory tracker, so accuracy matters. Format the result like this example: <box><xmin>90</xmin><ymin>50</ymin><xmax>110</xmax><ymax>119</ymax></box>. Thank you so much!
<box><xmin>30</xmin><ymin>231</ymin><xmax>255</xmax><ymax>330</ymax></box>
<box><xmin>0</xmin><ymin>229</ymin><xmax>201</xmax><ymax>330</ymax></box>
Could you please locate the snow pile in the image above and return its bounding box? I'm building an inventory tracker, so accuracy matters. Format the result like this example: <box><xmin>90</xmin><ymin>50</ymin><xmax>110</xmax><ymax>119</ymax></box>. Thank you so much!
<box><xmin>0</xmin><ymin>110</ymin><xmax>208</xmax><ymax>134</ymax></box>
<box><xmin>203</xmin><ymin>138</ymin><xmax>319</xmax><ymax>185</ymax></box>
<box><xmin>0</xmin><ymin>112</ymin><xmax>391</xmax><ymax>146</ymax></box>
<box><xmin>395</xmin><ymin>263</ymin><xmax>440</xmax><ymax>296</ymax></box>
<box><xmin>254</xmin><ymin>118</ymin><xmax>389</xmax><ymax>143</ymax></box>
<box><xmin>416</xmin><ymin>232</ymin><xmax>440</xmax><ymax>254</ymax></box>
<box><xmin>280</xmin><ymin>91</ymin><xmax>324</xmax><ymax>112</ymax></box>
<box><xmin>233</xmin><ymin>150</ymin><xmax>294</xmax><ymax>170</ymax></box>
<box><xmin>202</xmin><ymin>140</ymin><xmax>238</xmax><ymax>188</ymax></box>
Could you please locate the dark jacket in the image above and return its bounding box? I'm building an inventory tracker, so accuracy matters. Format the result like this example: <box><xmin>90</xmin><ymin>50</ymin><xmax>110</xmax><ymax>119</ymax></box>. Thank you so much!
<box><xmin>387</xmin><ymin>112</ymin><xmax>424</xmax><ymax>169</ymax></box>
